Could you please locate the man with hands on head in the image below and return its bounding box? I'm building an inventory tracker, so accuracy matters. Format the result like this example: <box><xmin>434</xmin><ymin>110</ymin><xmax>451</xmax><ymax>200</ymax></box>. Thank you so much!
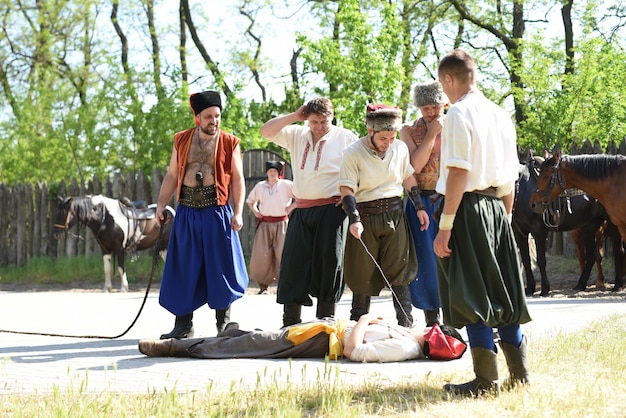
<box><xmin>260</xmin><ymin>98</ymin><xmax>358</xmax><ymax>327</ymax></box>
<box><xmin>400</xmin><ymin>81</ymin><xmax>448</xmax><ymax>328</ymax></box>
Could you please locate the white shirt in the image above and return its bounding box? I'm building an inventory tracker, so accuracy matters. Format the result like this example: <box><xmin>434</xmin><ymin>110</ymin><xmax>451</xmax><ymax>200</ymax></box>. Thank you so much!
<box><xmin>246</xmin><ymin>179</ymin><xmax>294</xmax><ymax>217</ymax></box>
<box><xmin>338</xmin><ymin>138</ymin><xmax>415</xmax><ymax>203</ymax></box>
<box><xmin>343</xmin><ymin>323</ymin><xmax>424</xmax><ymax>363</ymax></box>
<box><xmin>436</xmin><ymin>90</ymin><xmax>518</xmax><ymax>197</ymax></box>
<box><xmin>267</xmin><ymin>125</ymin><xmax>358</xmax><ymax>200</ymax></box>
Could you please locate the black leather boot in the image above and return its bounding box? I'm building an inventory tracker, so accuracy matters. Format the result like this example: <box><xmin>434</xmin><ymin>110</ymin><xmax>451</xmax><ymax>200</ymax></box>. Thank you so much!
<box><xmin>444</xmin><ymin>347</ymin><xmax>500</xmax><ymax>397</ymax></box>
<box><xmin>159</xmin><ymin>313</ymin><xmax>194</xmax><ymax>339</ymax></box>
<box><xmin>392</xmin><ymin>285</ymin><xmax>414</xmax><ymax>327</ymax></box>
<box><xmin>424</xmin><ymin>309</ymin><xmax>441</xmax><ymax>327</ymax></box>
<box><xmin>316</xmin><ymin>301</ymin><xmax>336</xmax><ymax>319</ymax></box>
<box><xmin>499</xmin><ymin>335</ymin><xmax>530</xmax><ymax>389</ymax></box>
<box><xmin>350</xmin><ymin>294</ymin><xmax>371</xmax><ymax>321</ymax></box>
<box><xmin>282</xmin><ymin>303</ymin><xmax>302</xmax><ymax>327</ymax></box>
<box><xmin>215</xmin><ymin>307</ymin><xmax>231</xmax><ymax>334</ymax></box>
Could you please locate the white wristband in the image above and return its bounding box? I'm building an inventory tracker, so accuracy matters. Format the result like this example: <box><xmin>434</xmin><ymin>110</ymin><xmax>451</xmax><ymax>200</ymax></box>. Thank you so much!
<box><xmin>439</xmin><ymin>214</ymin><xmax>456</xmax><ymax>230</ymax></box>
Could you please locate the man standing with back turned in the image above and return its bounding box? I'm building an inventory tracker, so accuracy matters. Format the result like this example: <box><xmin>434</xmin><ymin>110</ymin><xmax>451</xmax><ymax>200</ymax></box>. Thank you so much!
<box><xmin>434</xmin><ymin>49</ymin><xmax>531</xmax><ymax>396</ymax></box>
<box><xmin>260</xmin><ymin>98</ymin><xmax>358</xmax><ymax>327</ymax></box>
<box><xmin>155</xmin><ymin>90</ymin><xmax>249</xmax><ymax>339</ymax></box>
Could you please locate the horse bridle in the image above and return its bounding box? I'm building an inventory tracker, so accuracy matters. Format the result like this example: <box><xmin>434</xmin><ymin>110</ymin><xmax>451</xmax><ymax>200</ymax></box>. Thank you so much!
<box><xmin>535</xmin><ymin>155</ymin><xmax>572</xmax><ymax>228</ymax></box>
<box><xmin>53</xmin><ymin>200</ymin><xmax>107</xmax><ymax>239</ymax></box>
<box><xmin>53</xmin><ymin>207</ymin><xmax>74</xmax><ymax>232</ymax></box>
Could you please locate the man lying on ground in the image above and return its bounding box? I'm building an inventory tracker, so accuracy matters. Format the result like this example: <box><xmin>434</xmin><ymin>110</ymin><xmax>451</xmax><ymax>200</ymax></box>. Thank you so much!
<box><xmin>138</xmin><ymin>313</ymin><xmax>466</xmax><ymax>362</ymax></box>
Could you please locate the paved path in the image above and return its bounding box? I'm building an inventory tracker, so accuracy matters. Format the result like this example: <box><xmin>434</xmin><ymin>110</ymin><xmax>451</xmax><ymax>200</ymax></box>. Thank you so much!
<box><xmin>0</xmin><ymin>288</ymin><xmax>624</xmax><ymax>394</ymax></box>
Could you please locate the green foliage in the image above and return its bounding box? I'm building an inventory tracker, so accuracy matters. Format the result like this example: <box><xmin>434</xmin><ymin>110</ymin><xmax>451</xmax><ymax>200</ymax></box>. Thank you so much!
<box><xmin>1</xmin><ymin>0</ymin><xmax>626</xmax><ymax>186</ymax></box>
<box><xmin>517</xmin><ymin>34</ymin><xmax>626</xmax><ymax>152</ymax></box>
<box><xmin>298</xmin><ymin>0</ymin><xmax>406</xmax><ymax>135</ymax></box>
<box><xmin>0</xmin><ymin>254</ymin><xmax>158</xmax><ymax>286</ymax></box>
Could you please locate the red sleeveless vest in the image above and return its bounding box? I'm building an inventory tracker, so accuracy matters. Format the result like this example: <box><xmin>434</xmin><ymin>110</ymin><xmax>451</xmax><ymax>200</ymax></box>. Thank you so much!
<box><xmin>174</xmin><ymin>128</ymin><xmax>240</xmax><ymax>206</ymax></box>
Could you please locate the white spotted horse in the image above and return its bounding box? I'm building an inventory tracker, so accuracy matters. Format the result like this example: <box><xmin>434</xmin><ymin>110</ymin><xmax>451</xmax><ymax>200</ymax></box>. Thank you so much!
<box><xmin>53</xmin><ymin>195</ymin><xmax>175</xmax><ymax>292</ymax></box>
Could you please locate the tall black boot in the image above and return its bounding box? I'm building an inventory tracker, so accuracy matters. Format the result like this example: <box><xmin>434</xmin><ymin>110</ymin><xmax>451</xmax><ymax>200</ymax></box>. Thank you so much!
<box><xmin>316</xmin><ymin>301</ymin><xmax>336</xmax><ymax>319</ymax></box>
<box><xmin>499</xmin><ymin>335</ymin><xmax>530</xmax><ymax>389</ymax></box>
<box><xmin>350</xmin><ymin>294</ymin><xmax>371</xmax><ymax>321</ymax></box>
<box><xmin>215</xmin><ymin>307</ymin><xmax>231</xmax><ymax>334</ymax></box>
<box><xmin>282</xmin><ymin>303</ymin><xmax>302</xmax><ymax>327</ymax></box>
<box><xmin>391</xmin><ymin>285</ymin><xmax>414</xmax><ymax>327</ymax></box>
<box><xmin>444</xmin><ymin>347</ymin><xmax>500</xmax><ymax>397</ymax></box>
<box><xmin>424</xmin><ymin>309</ymin><xmax>441</xmax><ymax>327</ymax></box>
<box><xmin>160</xmin><ymin>313</ymin><xmax>194</xmax><ymax>340</ymax></box>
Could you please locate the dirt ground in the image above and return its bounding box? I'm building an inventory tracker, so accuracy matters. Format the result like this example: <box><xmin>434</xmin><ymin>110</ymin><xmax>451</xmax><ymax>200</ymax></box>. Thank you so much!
<box><xmin>2</xmin><ymin>252</ymin><xmax>624</xmax><ymax>301</ymax></box>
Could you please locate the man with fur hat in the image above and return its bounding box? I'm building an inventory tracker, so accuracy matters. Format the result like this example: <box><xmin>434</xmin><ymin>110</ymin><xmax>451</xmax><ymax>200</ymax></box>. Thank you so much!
<box><xmin>246</xmin><ymin>160</ymin><xmax>295</xmax><ymax>294</ymax></box>
<box><xmin>260</xmin><ymin>98</ymin><xmax>358</xmax><ymax>327</ymax></box>
<box><xmin>399</xmin><ymin>81</ymin><xmax>447</xmax><ymax>328</ymax></box>
<box><xmin>339</xmin><ymin>104</ymin><xmax>429</xmax><ymax>328</ymax></box>
<box><xmin>155</xmin><ymin>90</ymin><xmax>249</xmax><ymax>339</ymax></box>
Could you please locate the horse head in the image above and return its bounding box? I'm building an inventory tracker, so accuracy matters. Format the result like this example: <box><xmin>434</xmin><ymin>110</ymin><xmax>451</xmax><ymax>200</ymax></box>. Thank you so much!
<box><xmin>529</xmin><ymin>148</ymin><xmax>565</xmax><ymax>215</ymax></box>
<box><xmin>53</xmin><ymin>197</ymin><xmax>75</xmax><ymax>239</ymax></box>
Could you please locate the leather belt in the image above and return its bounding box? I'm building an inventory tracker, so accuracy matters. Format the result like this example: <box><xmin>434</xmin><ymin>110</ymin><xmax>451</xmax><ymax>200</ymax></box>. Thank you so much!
<box><xmin>179</xmin><ymin>185</ymin><xmax>218</xmax><ymax>208</ymax></box>
<box><xmin>472</xmin><ymin>186</ymin><xmax>499</xmax><ymax>198</ymax></box>
<box><xmin>357</xmin><ymin>197</ymin><xmax>402</xmax><ymax>215</ymax></box>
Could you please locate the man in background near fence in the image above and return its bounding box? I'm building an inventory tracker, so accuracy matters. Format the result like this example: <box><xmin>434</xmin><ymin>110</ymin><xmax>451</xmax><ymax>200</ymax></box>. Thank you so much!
<box><xmin>434</xmin><ymin>49</ymin><xmax>531</xmax><ymax>396</ymax></box>
<box><xmin>400</xmin><ymin>81</ymin><xmax>447</xmax><ymax>327</ymax></box>
<box><xmin>339</xmin><ymin>104</ymin><xmax>429</xmax><ymax>328</ymax></box>
<box><xmin>155</xmin><ymin>90</ymin><xmax>249</xmax><ymax>339</ymax></box>
<box><xmin>260</xmin><ymin>98</ymin><xmax>358</xmax><ymax>327</ymax></box>
<box><xmin>246</xmin><ymin>160</ymin><xmax>295</xmax><ymax>294</ymax></box>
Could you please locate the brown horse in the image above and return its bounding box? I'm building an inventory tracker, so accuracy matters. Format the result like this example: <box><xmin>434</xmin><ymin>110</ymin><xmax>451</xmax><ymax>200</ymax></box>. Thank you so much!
<box><xmin>529</xmin><ymin>149</ymin><xmax>625</xmax><ymax>291</ymax></box>
<box><xmin>513</xmin><ymin>156</ymin><xmax>611</xmax><ymax>296</ymax></box>
<box><xmin>53</xmin><ymin>195</ymin><xmax>175</xmax><ymax>292</ymax></box>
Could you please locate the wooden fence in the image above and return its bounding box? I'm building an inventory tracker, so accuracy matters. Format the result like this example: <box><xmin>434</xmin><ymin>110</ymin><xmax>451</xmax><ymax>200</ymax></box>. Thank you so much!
<box><xmin>1</xmin><ymin>140</ymin><xmax>625</xmax><ymax>269</ymax></box>
<box><xmin>0</xmin><ymin>149</ymin><xmax>291</xmax><ymax>268</ymax></box>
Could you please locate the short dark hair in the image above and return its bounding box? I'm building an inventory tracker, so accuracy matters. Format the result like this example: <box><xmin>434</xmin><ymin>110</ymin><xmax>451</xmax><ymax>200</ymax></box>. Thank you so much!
<box><xmin>438</xmin><ymin>49</ymin><xmax>476</xmax><ymax>84</ymax></box>
<box><xmin>304</xmin><ymin>97</ymin><xmax>334</xmax><ymax>118</ymax></box>
<box><xmin>439</xmin><ymin>324</ymin><xmax>464</xmax><ymax>343</ymax></box>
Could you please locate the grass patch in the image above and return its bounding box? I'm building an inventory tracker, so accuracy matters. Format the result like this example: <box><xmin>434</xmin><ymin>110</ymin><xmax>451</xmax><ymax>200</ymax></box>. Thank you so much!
<box><xmin>0</xmin><ymin>254</ymin><xmax>159</xmax><ymax>287</ymax></box>
<box><xmin>2</xmin><ymin>315</ymin><xmax>625</xmax><ymax>416</ymax></box>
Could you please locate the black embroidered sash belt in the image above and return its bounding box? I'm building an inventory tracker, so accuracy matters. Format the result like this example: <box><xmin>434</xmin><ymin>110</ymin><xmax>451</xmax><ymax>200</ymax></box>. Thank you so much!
<box><xmin>179</xmin><ymin>185</ymin><xmax>218</xmax><ymax>208</ymax></box>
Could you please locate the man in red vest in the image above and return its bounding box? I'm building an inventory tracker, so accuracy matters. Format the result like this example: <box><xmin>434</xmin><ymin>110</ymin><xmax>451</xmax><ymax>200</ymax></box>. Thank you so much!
<box><xmin>155</xmin><ymin>90</ymin><xmax>249</xmax><ymax>339</ymax></box>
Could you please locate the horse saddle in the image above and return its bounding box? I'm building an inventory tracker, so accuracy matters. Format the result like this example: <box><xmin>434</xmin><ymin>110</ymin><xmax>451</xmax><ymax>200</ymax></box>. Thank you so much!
<box><xmin>118</xmin><ymin>198</ymin><xmax>157</xmax><ymax>220</ymax></box>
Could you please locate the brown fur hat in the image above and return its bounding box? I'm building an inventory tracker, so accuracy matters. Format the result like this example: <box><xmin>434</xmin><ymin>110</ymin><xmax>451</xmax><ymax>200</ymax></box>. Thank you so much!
<box><xmin>413</xmin><ymin>81</ymin><xmax>447</xmax><ymax>108</ymax></box>
<box><xmin>366</xmin><ymin>104</ymin><xmax>403</xmax><ymax>132</ymax></box>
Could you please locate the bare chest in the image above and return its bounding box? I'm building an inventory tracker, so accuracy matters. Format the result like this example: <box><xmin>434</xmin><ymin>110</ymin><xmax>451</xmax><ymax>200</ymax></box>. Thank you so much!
<box><xmin>184</xmin><ymin>133</ymin><xmax>216</xmax><ymax>186</ymax></box>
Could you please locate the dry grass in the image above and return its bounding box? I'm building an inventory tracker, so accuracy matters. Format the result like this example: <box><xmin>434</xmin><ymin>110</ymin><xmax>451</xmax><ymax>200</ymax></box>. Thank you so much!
<box><xmin>2</xmin><ymin>314</ymin><xmax>626</xmax><ymax>417</ymax></box>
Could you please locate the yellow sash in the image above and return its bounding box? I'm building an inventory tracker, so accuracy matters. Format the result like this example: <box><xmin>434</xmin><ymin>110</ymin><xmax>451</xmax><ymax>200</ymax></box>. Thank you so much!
<box><xmin>286</xmin><ymin>320</ymin><xmax>350</xmax><ymax>360</ymax></box>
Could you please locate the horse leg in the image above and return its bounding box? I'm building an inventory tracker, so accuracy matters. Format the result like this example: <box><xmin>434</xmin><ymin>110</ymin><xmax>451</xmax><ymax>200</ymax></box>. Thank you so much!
<box><xmin>593</xmin><ymin>225</ymin><xmax>606</xmax><ymax>289</ymax></box>
<box><xmin>573</xmin><ymin>230</ymin><xmax>597</xmax><ymax>291</ymax></box>
<box><xmin>117</xmin><ymin>248</ymin><xmax>129</xmax><ymax>292</ymax></box>
<box><xmin>103</xmin><ymin>254</ymin><xmax>113</xmax><ymax>293</ymax></box>
<box><xmin>533</xmin><ymin>233</ymin><xmax>550</xmax><ymax>297</ymax></box>
<box><xmin>515</xmin><ymin>231</ymin><xmax>536</xmax><ymax>296</ymax></box>
<box><xmin>611</xmin><ymin>234</ymin><xmax>624</xmax><ymax>291</ymax></box>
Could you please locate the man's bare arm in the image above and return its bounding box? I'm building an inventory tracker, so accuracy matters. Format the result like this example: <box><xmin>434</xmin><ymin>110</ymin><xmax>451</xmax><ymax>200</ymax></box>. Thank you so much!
<box><xmin>259</xmin><ymin>105</ymin><xmax>307</xmax><ymax>138</ymax></box>
<box><xmin>156</xmin><ymin>146</ymin><xmax>179</xmax><ymax>222</ymax></box>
